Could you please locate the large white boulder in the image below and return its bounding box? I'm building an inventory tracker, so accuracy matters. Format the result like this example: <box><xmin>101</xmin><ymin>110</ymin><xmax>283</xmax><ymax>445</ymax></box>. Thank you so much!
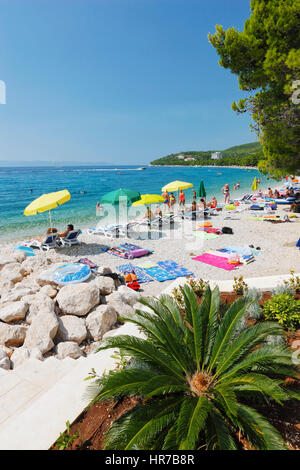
<box><xmin>0</xmin><ymin>323</ymin><xmax>28</xmax><ymax>347</ymax></box>
<box><xmin>117</xmin><ymin>285</ymin><xmax>141</xmax><ymax>306</ymax></box>
<box><xmin>57</xmin><ymin>315</ymin><xmax>87</xmax><ymax>344</ymax></box>
<box><xmin>24</xmin><ymin>310</ymin><xmax>59</xmax><ymax>354</ymax></box>
<box><xmin>56</xmin><ymin>341</ymin><xmax>83</xmax><ymax>360</ymax></box>
<box><xmin>0</xmin><ymin>255</ymin><xmax>18</xmax><ymax>271</ymax></box>
<box><xmin>0</xmin><ymin>301</ymin><xmax>28</xmax><ymax>323</ymax></box>
<box><xmin>25</xmin><ymin>294</ymin><xmax>55</xmax><ymax>325</ymax></box>
<box><xmin>97</xmin><ymin>266</ymin><xmax>112</xmax><ymax>275</ymax></box>
<box><xmin>39</xmin><ymin>285</ymin><xmax>57</xmax><ymax>299</ymax></box>
<box><xmin>85</xmin><ymin>305</ymin><xmax>117</xmax><ymax>341</ymax></box>
<box><xmin>57</xmin><ymin>283</ymin><xmax>100</xmax><ymax>316</ymax></box>
<box><xmin>0</xmin><ymin>263</ymin><xmax>24</xmax><ymax>284</ymax></box>
<box><xmin>10</xmin><ymin>346</ymin><xmax>43</xmax><ymax>369</ymax></box>
<box><xmin>1</xmin><ymin>287</ymin><xmax>36</xmax><ymax>303</ymax></box>
<box><xmin>93</xmin><ymin>276</ymin><xmax>115</xmax><ymax>295</ymax></box>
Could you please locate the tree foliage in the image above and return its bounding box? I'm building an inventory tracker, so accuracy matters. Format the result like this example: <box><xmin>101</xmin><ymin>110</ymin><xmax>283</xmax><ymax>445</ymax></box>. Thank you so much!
<box><xmin>87</xmin><ymin>286</ymin><xmax>299</xmax><ymax>450</ymax></box>
<box><xmin>208</xmin><ymin>0</ymin><xmax>300</xmax><ymax>176</ymax></box>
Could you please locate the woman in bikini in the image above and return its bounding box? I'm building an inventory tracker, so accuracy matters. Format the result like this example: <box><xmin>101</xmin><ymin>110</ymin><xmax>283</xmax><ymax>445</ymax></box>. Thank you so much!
<box><xmin>222</xmin><ymin>184</ymin><xmax>230</xmax><ymax>204</ymax></box>
<box><xmin>169</xmin><ymin>192</ymin><xmax>176</xmax><ymax>209</ymax></box>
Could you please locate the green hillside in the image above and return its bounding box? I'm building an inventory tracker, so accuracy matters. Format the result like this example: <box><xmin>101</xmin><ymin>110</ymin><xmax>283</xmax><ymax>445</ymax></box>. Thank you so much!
<box><xmin>150</xmin><ymin>142</ymin><xmax>263</xmax><ymax>167</ymax></box>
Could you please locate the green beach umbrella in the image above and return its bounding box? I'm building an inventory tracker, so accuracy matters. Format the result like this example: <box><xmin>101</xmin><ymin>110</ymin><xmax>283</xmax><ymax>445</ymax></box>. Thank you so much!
<box><xmin>101</xmin><ymin>188</ymin><xmax>141</xmax><ymax>206</ymax></box>
<box><xmin>197</xmin><ymin>180</ymin><xmax>206</xmax><ymax>198</ymax></box>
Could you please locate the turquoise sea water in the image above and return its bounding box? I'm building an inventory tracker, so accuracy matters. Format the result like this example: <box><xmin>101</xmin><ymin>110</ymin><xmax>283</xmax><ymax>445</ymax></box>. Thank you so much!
<box><xmin>0</xmin><ymin>165</ymin><xmax>279</xmax><ymax>242</ymax></box>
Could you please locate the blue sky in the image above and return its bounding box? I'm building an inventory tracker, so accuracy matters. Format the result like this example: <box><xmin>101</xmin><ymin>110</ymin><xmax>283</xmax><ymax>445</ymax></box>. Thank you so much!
<box><xmin>0</xmin><ymin>0</ymin><xmax>255</xmax><ymax>164</ymax></box>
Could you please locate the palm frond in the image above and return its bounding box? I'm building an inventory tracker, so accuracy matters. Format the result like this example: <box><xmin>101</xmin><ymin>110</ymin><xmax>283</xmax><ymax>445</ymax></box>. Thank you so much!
<box><xmin>103</xmin><ymin>396</ymin><xmax>183</xmax><ymax>450</ymax></box>
<box><xmin>97</xmin><ymin>335</ymin><xmax>185</xmax><ymax>380</ymax></box>
<box><xmin>177</xmin><ymin>396</ymin><xmax>212</xmax><ymax>450</ymax></box>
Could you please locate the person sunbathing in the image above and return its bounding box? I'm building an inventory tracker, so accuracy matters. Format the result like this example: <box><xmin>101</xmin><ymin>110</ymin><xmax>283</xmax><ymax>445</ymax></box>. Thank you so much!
<box><xmin>274</xmin><ymin>190</ymin><xmax>281</xmax><ymax>198</ymax></box>
<box><xmin>58</xmin><ymin>224</ymin><xmax>74</xmax><ymax>239</ymax></box>
<box><xmin>207</xmin><ymin>196</ymin><xmax>217</xmax><ymax>208</ymax></box>
<box><xmin>267</xmin><ymin>188</ymin><xmax>274</xmax><ymax>198</ymax></box>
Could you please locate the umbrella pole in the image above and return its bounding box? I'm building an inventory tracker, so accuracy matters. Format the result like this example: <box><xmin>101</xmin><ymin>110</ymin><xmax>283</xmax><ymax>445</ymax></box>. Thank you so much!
<box><xmin>49</xmin><ymin>210</ymin><xmax>52</xmax><ymax>229</ymax></box>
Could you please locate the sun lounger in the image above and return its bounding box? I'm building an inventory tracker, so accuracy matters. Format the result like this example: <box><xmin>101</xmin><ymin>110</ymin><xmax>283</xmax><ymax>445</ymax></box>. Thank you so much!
<box><xmin>59</xmin><ymin>229</ymin><xmax>82</xmax><ymax>246</ymax></box>
<box><xmin>26</xmin><ymin>233</ymin><xmax>59</xmax><ymax>252</ymax></box>
<box><xmin>87</xmin><ymin>224</ymin><xmax>128</xmax><ymax>238</ymax></box>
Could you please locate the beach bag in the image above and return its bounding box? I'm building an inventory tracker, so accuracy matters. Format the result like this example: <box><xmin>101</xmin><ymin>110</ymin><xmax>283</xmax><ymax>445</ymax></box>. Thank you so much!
<box><xmin>296</xmin><ymin>238</ymin><xmax>300</xmax><ymax>248</ymax></box>
<box><xmin>125</xmin><ymin>248</ymin><xmax>150</xmax><ymax>259</ymax></box>
<box><xmin>222</xmin><ymin>227</ymin><xmax>233</xmax><ymax>234</ymax></box>
<box><xmin>123</xmin><ymin>272</ymin><xmax>137</xmax><ymax>283</ymax></box>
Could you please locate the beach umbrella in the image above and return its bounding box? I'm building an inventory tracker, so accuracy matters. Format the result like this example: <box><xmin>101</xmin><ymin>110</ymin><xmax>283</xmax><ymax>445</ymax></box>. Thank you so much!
<box><xmin>101</xmin><ymin>188</ymin><xmax>141</xmax><ymax>206</ymax></box>
<box><xmin>24</xmin><ymin>189</ymin><xmax>71</xmax><ymax>227</ymax></box>
<box><xmin>162</xmin><ymin>181</ymin><xmax>193</xmax><ymax>192</ymax></box>
<box><xmin>251</xmin><ymin>177</ymin><xmax>258</xmax><ymax>191</ymax></box>
<box><xmin>132</xmin><ymin>194</ymin><xmax>164</xmax><ymax>206</ymax></box>
<box><xmin>197</xmin><ymin>180</ymin><xmax>206</xmax><ymax>198</ymax></box>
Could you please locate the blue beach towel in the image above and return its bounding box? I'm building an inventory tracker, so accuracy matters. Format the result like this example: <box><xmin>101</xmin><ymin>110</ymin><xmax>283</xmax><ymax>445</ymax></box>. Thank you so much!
<box><xmin>14</xmin><ymin>246</ymin><xmax>35</xmax><ymax>256</ymax></box>
<box><xmin>157</xmin><ymin>260</ymin><xmax>194</xmax><ymax>278</ymax></box>
<box><xmin>117</xmin><ymin>263</ymin><xmax>153</xmax><ymax>283</ymax></box>
<box><xmin>141</xmin><ymin>265</ymin><xmax>176</xmax><ymax>282</ymax></box>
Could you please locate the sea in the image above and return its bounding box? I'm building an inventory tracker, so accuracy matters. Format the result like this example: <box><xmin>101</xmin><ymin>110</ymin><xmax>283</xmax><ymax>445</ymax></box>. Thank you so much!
<box><xmin>0</xmin><ymin>164</ymin><xmax>280</xmax><ymax>243</ymax></box>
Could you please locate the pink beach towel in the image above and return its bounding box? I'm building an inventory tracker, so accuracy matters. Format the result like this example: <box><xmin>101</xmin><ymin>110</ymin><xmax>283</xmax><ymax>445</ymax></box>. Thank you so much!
<box><xmin>192</xmin><ymin>253</ymin><xmax>241</xmax><ymax>271</ymax></box>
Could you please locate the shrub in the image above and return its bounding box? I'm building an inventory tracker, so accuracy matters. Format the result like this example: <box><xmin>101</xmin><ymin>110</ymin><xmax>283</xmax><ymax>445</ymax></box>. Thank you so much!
<box><xmin>263</xmin><ymin>294</ymin><xmax>300</xmax><ymax>330</ymax></box>
<box><xmin>283</xmin><ymin>270</ymin><xmax>300</xmax><ymax>294</ymax></box>
<box><xmin>87</xmin><ymin>285</ymin><xmax>299</xmax><ymax>450</ymax></box>
<box><xmin>233</xmin><ymin>276</ymin><xmax>248</xmax><ymax>295</ymax></box>
<box><xmin>172</xmin><ymin>278</ymin><xmax>208</xmax><ymax>308</ymax></box>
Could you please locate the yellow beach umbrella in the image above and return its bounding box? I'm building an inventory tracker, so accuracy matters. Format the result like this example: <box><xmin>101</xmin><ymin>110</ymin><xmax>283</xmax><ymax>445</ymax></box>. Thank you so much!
<box><xmin>162</xmin><ymin>180</ymin><xmax>193</xmax><ymax>192</ymax></box>
<box><xmin>24</xmin><ymin>189</ymin><xmax>71</xmax><ymax>226</ymax></box>
<box><xmin>251</xmin><ymin>177</ymin><xmax>258</xmax><ymax>191</ymax></box>
<box><xmin>132</xmin><ymin>194</ymin><xmax>164</xmax><ymax>206</ymax></box>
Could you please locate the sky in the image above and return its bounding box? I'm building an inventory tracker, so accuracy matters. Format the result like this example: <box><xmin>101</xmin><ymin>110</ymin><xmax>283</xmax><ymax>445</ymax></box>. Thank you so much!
<box><xmin>0</xmin><ymin>0</ymin><xmax>256</xmax><ymax>165</ymax></box>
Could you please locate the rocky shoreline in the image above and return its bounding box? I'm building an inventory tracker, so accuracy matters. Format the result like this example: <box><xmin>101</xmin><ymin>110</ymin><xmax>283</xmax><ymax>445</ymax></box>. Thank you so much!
<box><xmin>0</xmin><ymin>247</ymin><xmax>141</xmax><ymax>371</ymax></box>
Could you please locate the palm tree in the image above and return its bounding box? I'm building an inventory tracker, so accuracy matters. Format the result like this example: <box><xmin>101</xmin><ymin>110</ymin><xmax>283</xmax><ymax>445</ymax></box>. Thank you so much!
<box><xmin>89</xmin><ymin>285</ymin><xmax>300</xmax><ymax>450</ymax></box>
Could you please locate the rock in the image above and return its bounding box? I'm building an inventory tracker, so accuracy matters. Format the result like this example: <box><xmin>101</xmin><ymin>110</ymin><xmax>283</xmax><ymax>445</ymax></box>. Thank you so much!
<box><xmin>11</xmin><ymin>250</ymin><xmax>27</xmax><ymax>263</ymax></box>
<box><xmin>0</xmin><ymin>280</ymin><xmax>15</xmax><ymax>295</ymax></box>
<box><xmin>93</xmin><ymin>276</ymin><xmax>115</xmax><ymax>295</ymax></box>
<box><xmin>10</xmin><ymin>346</ymin><xmax>43</xmax><ymax>369</ymax></box>
<box><xmin>24</xmin><ymin>310</ymin><xmax>59</xmax><ymax>354</ymax></box>
<box><xmin>0</xmin><ymin>345</ymin><xmax>12</xmax><ymax>358</ymax></box>
<box><xmin>85</xmin><ymin>340</ymin><xmax>102</xmax><ymax>355</ymax></box>
<box><xmin>35</xmin><ymin>268</ymin><xmax>59</xmax><ymax>287</ymax></box>
<box><xmin>0</xmin><ymin>301</ymin><xmax>28</xmax><ymax>323</ymax></box>
<box><xmin>108</xmin><ymin>301</ymin><xmax>134</xmax><ymax>319</ymax></box>
<box><xmin>106</xmin><ymin>291</ymin><xmax>123</xmax><ymax>305</ymax></box>
<box><xmin>57</xmin><ymin>316</ymin><xmax>87</xmax><ymax>344</ymax></box>
<box><xmin>0</xmin><ymin>347</ymin><xmax>8</xmax><ymax>361</ymax></box>
<box><xmin>0</xmin><ymin>323</ymin><xmax>28</xmax><ymax>347</ymax></box>
<box><xmin>85</xmin><ymin>305</ymin><xmax>117</xmax><ymax>341</ymax></box>
<box><xmin>56</xmin><ymin>341</ymin><xmax>83</xmax><ymax>360</ymax></box>
<box><xmin>25</xmin><ymin>294</ymin><xmax>55</xmax><ymax>324</ymax></box>
<box><xmin>1</xmin><ymin>287</ymin><xmax>35</xmax><ymax>303</ymax></box>
<box><xmin>117</xmin><ymin>285</ymin><xmax>141</xmax><ymax>306</ymax></box>
<box><xmin>97</xmin><ymin>266</ymin><xmax>112</xmax><ymax>275</ymax></box>
<box><xmin>0</xmin><ymin>263</ymin><xmax>24</xmax><ymax>284</ymax></box>
<box><xmin>39</xmin><ymin>285</ymin><xmax>57</xmax><ymax>299</ymax></box>
<box><xmin>0</xmin><ymin>255</ymin><xmax>17</xmax><ymax>271</ymax></box>
<box><xmin>0</xmin><ymin>357</ymin><xmax>10</xmax><ymax>370</ymax></box>
<box><xmin>57</xmin><ymin>283</ymin><xmax>100</xmax><ymax>316</ymax></box>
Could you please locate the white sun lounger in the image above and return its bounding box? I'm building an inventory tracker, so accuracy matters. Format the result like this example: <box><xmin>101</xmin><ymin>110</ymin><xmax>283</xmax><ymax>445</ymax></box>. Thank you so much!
<box><xmin>26</xmin><ymin>233</ymin><xmax>59</xmax><ymax>252</ymax></box>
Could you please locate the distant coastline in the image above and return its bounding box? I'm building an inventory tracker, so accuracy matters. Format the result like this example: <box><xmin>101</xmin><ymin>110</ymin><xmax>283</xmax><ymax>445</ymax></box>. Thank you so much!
<box><xmin>149</xmin><ymin>164</ymin><xmax>258</xmax><ymax>170</ymax></box>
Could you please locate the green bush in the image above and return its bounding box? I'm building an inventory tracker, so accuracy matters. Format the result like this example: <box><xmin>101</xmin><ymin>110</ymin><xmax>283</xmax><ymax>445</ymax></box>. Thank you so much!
<box><xmin>263</xmin><ymin>294</ymin><xmax>300</xmax><ymax>330</ymax></box>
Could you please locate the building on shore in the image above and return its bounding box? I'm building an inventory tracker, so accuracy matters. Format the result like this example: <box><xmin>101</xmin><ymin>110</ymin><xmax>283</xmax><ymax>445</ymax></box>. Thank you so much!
<box><xmin>211</xmin><ymin>151</ymin><xmax>222</xmax><ymax>160</ymax></box>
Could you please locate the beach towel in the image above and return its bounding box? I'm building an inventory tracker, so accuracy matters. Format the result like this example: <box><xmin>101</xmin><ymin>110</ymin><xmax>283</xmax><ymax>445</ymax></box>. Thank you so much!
<box><xmin>192</xmin><ymin>231</ymin><xmax>219</xmax><ymax>240</ymax></box>
<box><xmin>192</xmin><ymin>253</ymin><xmax>241</xmax><ymax>271</ymax></box>
<box><xmin>137</xmin><ymin>260</ymin><xmax>157</xmax><ymax>269</ymax></box>
<box><xmin>141</xmin><ymin>265</ymin><xmax>177</xmax><ymax>282</ymax></box>
<box><xmin>197</xmin><ymin>227</ymin><xmax>222</xmax><ymax>235</ymax></box>
<box><xmin>157</xmin><ymin>260</ymin><xmax>194</xmax><ymax>278</ymax></box>
<box><xmin>117</xmin><ymin>263</ymin><xmax>153</xmax><ymax>283</ymax></box>
<box><xmin>14</xmin><ymin>246</ymin><xmax>35</xmax><ymax>257</ymax></box>
<box><xmin>119</xmin><ymin>243</ymin><xmax>153</xmax><ymax>254</ymax></box>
